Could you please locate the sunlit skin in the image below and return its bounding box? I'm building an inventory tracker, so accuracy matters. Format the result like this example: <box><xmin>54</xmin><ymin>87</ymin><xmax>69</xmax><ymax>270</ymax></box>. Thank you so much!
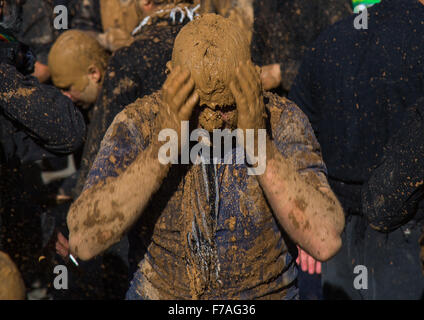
<box><xmin>60</xmin><ymin>66</ymin><xmax>102</xmax><ymax>108</ymax></box>
<box><xmin>260</xmin><ymin>63</ymin><xmax>282</xmax><ymax>91</ymax></box>
<box><xmin>32</xmin><ymin>62</ymin><xmax>51</xmax><ymax>83</ymax></box>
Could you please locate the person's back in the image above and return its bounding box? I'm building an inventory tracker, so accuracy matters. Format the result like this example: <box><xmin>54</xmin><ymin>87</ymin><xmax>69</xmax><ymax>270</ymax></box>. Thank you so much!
<box><xmin>290</xmin><ymin>0</ymin><xmax>424</xmax><ymax>212</ymax></box>
<box><xmin>251</xmin><ymin>0</ymin><xmax>352</xmax><ymax>94</ymax></box>
<box><xmin>289</xmin><ymin>0</ymin><xmax>424</xmax><ymax>299</ymax></box>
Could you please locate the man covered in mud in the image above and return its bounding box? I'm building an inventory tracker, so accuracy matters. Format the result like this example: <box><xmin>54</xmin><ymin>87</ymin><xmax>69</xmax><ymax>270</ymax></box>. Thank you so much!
<box><xmin>67</xmin><ymin>14</ymin><xmax>344</xmax><ymax>299</ymax></box>
<box><xmin>73</xmin><ymin>0</ymin><xmax>200</xmax><ymax>196</ymax></box>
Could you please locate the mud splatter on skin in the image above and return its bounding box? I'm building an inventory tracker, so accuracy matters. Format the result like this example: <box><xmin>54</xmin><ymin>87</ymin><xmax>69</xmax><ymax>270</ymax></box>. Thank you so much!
<box><xmin>294</xmin><ymin>196</ymin><xmax>308</xmax><ymax>211</ymax></box>
<box><xmin>288</xmin><ymin>211</ymin><xmax>300</xmax><ymax>230</ymax></box>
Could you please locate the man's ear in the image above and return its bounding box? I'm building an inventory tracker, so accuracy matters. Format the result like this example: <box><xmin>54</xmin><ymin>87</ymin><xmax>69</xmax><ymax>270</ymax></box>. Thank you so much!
<box><xmin>255</xmin><ymin>64</ymin><xmax>262</xmax><ymax>76</ymax></box>
<box><xmin>87</xmin><ymin>65</ymin><xmax>101</xmax><ymax>83</ymax></box>
<box><xmin>165</xmin><ymin>61</ymin><xmax>173</xmax><ymax>75</ymax></box>
<box><xmin>142</xmin><ymin>0</ymin><xmax>154</xmax><ymax>11</ymax></box>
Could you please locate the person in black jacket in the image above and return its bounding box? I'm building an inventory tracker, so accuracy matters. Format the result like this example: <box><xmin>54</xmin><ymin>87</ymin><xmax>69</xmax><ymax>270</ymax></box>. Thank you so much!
<box><xmin>0</xmin><ymin>0</ymin><xmax>85</xmax><ymax>295</ymax></box>
<box><xmin>251</xmin><ymin>0</ymin><xmax>352</xmax><ymax>95</ymax></box>
<box><xmin>289</xmin><ymin>0</ymin><xmax>424</xmax><ymax>299</ymax></box>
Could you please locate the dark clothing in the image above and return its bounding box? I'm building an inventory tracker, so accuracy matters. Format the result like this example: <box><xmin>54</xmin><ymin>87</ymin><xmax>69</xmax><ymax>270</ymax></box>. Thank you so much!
<box><xmin>420</xmin><ymin>228</ymin><xmax>424</xmax><ymax>273</ymax></box>
<box><xmin>74</xmin><ymin>16</ymin><xmax>190</xmax><ymax>196</ymax></box>
<box><xmin>289</xmin><ymin>0</ymin><xmax>424</xmax><ymax>299</ymax></box>
<box><xmin>18</xmin><ymin>0</ymin><xmax>78</xmax><ymax>65</ymax></box>
<box><xmin>0</xmin><ymin>62</ymin><xmax>85</xmax><ymax>161</ymax></box>
<box><xmin>251</xmin><ymin>0</ymin><xmax>352</xmax><ymax>93</ymax></box>
<box><xmin>0</xmin><ymin>60</ymin><xmax>85</xmax><ymax>283</ymax></box>
<box><xmin>323</xmin><ymin>215</ymin><xmax>424</xmax><ymax>300</ymax></box>
<box><xmin>362</xmin><ymin>98</ymin><xmax>424</xmax><ymax>232</ymax></box>
<box><xmin>71</xmin><ymin>0</ymin><xmax>102</xmax><ymax>33</ymax></box>
<box><xmin>289</xmin><ymin>0</ymin><xmax>424</xmax><ymax>218</ymax></box>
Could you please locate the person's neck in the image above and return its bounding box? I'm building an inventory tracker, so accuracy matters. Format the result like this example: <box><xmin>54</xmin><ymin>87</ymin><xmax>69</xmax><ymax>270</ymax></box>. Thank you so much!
<box><xmin>420</xmin><ymin>0</ymin><xmax>424</xmax><ymax>6</ymax></box>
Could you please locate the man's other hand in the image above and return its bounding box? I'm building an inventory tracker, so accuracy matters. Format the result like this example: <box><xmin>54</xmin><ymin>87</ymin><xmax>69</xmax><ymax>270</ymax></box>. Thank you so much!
<box><xmin>296</xmin><ymin>246</ymin><xmax>322</xmax><ymax>274</ymax></box>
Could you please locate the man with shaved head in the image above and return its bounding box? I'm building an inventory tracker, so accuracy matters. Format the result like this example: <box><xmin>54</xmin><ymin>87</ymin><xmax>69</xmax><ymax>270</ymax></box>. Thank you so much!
<box><xmin>67</xmin><ymin>14</ymin><xmax>344</xmax><ymax>300</ymax></box>
<box><xmin>49</xmin><ymin>29</ymin><xmax>109</xmax><ymax>108</ymax></box>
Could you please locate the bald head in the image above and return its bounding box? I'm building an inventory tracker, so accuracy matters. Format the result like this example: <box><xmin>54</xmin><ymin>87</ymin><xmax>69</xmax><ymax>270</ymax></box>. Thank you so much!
<box><xmin>171</xmin><ymin>14</ymin><xmax>250</xmax><ymax>108</ymax></box>
<box><xmin>48</xmin><ymin>30</ymin><xmax>109</xmax><ymax>105</ymax></box>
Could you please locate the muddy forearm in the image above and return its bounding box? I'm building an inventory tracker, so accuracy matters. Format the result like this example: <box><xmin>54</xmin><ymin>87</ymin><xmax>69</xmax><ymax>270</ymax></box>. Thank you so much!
<box><xmin>258</xmin><ymin>139</ymin><xmax>344</xmax><ymax>261</ymax></box>
<box><xmin>67</xmin><ymin>140</ymin><xmax>170</xmax><ymax>260</ymax></box>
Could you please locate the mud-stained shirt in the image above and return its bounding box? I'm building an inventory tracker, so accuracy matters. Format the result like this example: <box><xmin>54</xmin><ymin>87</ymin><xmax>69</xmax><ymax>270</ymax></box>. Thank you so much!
<box><xmin>84</xmin><ymin>91</ymin><xmax>329</xmax><ymax>299</ymax></box>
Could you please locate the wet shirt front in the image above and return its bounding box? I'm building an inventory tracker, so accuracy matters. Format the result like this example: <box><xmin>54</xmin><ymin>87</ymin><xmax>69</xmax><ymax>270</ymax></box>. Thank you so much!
<box><xmin>84</xmin><ymin>92</ymin><xmax>329</xmax><ymax>299</ymax></box>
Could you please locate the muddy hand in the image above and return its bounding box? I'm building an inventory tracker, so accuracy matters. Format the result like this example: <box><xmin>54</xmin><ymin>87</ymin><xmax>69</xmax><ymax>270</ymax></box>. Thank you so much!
<box><xmin>160</xmin><ymin>65</ymin><xmax>199</xmax><ymax>135</ymax></box>
<box><xmin>261</xmin><ymin>64</ymin><xmax>282</xmax><ymax>91</ymax></box>
<box><xmin>230</xmin><ymin>61</ymin><xmax>266</xmax><ymax>132</ymax></box>
<box><xmin>98</xmin><ymin>28</ymin><xmax>134</xmax><ymax>52</ymax></box>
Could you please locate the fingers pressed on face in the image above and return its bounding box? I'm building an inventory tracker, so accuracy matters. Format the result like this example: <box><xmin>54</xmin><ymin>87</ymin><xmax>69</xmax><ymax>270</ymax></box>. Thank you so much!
<box><xmin>179</xmin><ymin>92</ymin><xmax>199</xmax><ymax>121</ymax></box>
<box><xmin>238</xmin><ymin>63</ymin><xmax>254</xmax><ymax>93</ymax></box>
<box><xmin>243</xmin><ymin>61</ymin><xmax>261</xmax><ymax>97</ymax></box>
<box><xmin>230</xmin><ymin>81</ymin><xmax>248</xmax><ymax>115</ymax></box>
<box><xmin>169</xmin><ymin>70</ymin><xmax>190</xmax><ymax>96</ymax></box>
<box><xmin>163</xmin><ymin>65</ymin><xmax>181</xmax><ymax>91</ymax></box>
<box><xmin>173</xmin><ymin>77</ymin><xmax>195</xmax><ymax>110</ymax></box>
<box><xmin>237</xmin><ymin>65</ymin><xmax>253</xmax><ymax>96</ymax></box>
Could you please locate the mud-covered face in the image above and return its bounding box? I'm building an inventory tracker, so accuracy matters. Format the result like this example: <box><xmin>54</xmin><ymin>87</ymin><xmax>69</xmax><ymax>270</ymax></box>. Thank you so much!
<box><xmin>62</xmin><ymin>75</ymin><xmax>100</xmax><ymax>108</ymax></box>
<box><xmin>171</xmin><ymin>14</ymin><xmax>251</xmax><ymax>131</ymax></box>
<box><xmin>49</xmin><ymin>30</ymin><xmax>108</xmax><ymax>107</ymax></box>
